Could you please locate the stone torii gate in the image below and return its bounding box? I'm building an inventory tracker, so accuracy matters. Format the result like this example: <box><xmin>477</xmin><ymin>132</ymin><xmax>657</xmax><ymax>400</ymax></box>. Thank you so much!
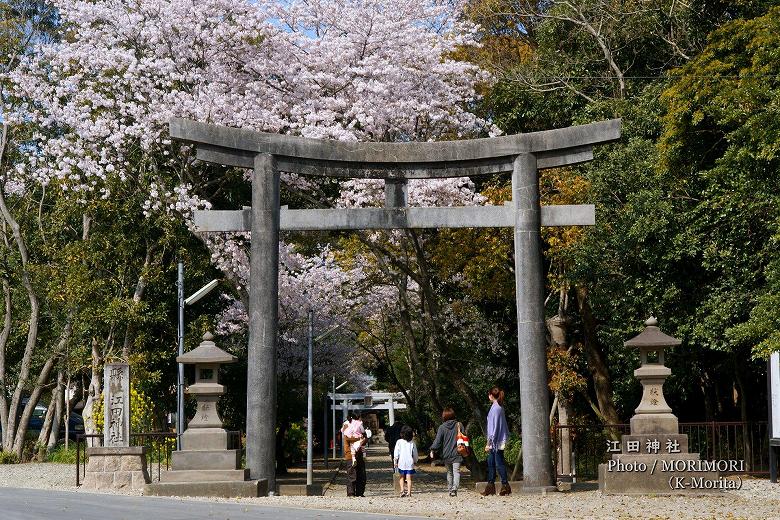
<box><xmin>170</xmin><ymin>117</ymin><xmax>621</xmax><ymax>493</ymax></box>
<box><xmin>330</xmin><ymin>392</ymin><xmax>408</xmax><ymax>426</ymax></box>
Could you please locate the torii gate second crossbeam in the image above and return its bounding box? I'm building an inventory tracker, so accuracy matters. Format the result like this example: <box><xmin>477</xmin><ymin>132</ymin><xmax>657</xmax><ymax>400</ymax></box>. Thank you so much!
<box><xmin>170</xmin><ymin>117</ymin><xmax>621</xmax><ymax>493</ymax></box>
<box><xmin>329</xmin><ymin>392</ymin><xmax>407</xmax><ymax>426</ymax></box>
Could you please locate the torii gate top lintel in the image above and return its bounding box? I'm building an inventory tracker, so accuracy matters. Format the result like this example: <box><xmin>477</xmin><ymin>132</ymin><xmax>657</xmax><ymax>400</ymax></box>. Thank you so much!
<box><xmin>169</xmin><ymin>118</ymin><xmax>621</xmax><ymax>178</ymax></box>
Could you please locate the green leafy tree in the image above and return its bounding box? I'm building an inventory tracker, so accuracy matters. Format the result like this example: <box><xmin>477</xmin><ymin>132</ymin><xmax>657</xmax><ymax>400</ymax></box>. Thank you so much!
<box><xmin>660</xmin><ymin>7</ymin><xmax>780</xmax><ymax>379</ymax></box>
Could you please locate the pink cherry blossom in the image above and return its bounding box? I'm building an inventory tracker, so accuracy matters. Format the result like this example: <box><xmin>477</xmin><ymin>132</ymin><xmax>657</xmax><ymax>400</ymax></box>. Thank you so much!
<box><xmin>6</xmin><ymin>0</ymin><xmax>499</xmax><ymax>376</ymax></box>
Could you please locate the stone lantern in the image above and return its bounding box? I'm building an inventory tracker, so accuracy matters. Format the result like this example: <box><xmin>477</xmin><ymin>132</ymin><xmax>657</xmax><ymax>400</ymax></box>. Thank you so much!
<box><xmin>599</xmin><ymin>317</ymin><xmax>720</xmax><ymax>494</ymax></box>
<box><xmin>145</xmin><ymin>332</ymin><xmax>266</xmax><ymax>497</ymax></box>
<box><xmin>177</xmin><ymin>331</ymin><xmax>236</xmax><ymax>439</ymax></box>
<box><xmin>624</xmin><ymin>316</ymin><xmax>681</xmax><ymax>434</ymax></box>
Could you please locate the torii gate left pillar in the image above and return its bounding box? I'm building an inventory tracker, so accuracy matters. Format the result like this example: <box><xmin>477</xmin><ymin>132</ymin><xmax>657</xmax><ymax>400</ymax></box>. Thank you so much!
<box><xmin>247</xmin><ymin>153</ymin><xmax>280</xmax><ymax>488</ymax></box>
<box><xmin>170</xmin><ymin>117</ymin><xmax>621</xmax><ymax>494</ymax></box>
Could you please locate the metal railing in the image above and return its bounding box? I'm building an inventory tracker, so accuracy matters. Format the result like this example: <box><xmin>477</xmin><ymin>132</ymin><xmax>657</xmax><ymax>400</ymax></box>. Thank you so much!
<box><xmin>75</xmin><ymin>431</ymin><xmax>243</xmax><ymax>486</ymax></box>
<box><xmin>554</xmin><ymin>421</ymin><xmax>770</xmax><ymax>481</ymax></box>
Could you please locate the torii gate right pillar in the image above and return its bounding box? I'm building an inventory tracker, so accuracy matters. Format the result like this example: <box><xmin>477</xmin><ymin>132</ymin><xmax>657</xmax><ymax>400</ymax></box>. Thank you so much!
<box><xmin>513</xmin><ymin>153</ymin><xmax>555</xmax><ymax>491</ymax></box>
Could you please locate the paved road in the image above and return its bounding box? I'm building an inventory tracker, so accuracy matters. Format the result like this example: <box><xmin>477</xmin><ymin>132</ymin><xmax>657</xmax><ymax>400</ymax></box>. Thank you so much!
<box><xmin>0</xmin><ymin>488</ymin><xmax>426</xmax><ymax>520</ymax></box>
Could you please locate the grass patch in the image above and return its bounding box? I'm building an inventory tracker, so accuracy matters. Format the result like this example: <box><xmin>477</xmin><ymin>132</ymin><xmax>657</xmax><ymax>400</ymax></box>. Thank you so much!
<box><xmin>46</xmin><ymin>444</ymin><xmax>78</xmax><ymax>464</ymax></box>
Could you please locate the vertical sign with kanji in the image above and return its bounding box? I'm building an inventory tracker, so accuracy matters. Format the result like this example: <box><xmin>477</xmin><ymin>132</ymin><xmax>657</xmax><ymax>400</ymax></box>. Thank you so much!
<box><xmin>104</xmin><ymin>363</ymin><xmax>130</xmax><ymax>447</ymax></box>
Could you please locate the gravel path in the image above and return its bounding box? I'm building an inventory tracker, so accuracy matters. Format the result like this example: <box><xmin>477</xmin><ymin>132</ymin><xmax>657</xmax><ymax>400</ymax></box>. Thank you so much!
<box><xmin>0</xmin><ymin>462</ymin><xmax>76</xmax><ymax>491</ymax></box>
<box><xmin>3</xmin><ymin>448</ymin><xmax>780</xmax><ymax>519</ymax></box>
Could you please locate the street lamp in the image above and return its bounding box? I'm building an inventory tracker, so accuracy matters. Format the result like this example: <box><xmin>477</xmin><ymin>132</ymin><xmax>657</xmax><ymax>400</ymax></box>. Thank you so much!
<box><xmin>305</xmin><ymin>312</ymin><xmax>348</xmax><ymax>484</ymax></box>
<box><xmin>185</xmin><ymin>279</ymin><xmax>219</xmax><ymax>306</ymax></box>
<box><xmin>177</xmin><ymin>261</ymin><xmax>220</xmax><ymax>451</ymax></box>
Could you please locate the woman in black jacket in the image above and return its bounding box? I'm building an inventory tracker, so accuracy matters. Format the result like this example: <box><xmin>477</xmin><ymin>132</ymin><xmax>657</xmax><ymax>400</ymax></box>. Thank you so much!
<box><xmin>428</xmin><ymin>407</ymin><xmax>464</xmax><ymax>496</ymax></box>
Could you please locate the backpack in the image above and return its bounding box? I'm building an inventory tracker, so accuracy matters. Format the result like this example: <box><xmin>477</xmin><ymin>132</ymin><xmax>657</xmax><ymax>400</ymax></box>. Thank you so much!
<box><xmin>456</xmin><ymin>422</ymin><xmax>470</xmax><ymax>458</ymax></box>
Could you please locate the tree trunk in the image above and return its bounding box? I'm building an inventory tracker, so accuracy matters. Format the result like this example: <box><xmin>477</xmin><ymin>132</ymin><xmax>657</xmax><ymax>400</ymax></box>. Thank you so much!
<box><xmin>82</xmin><ymin>338</ymin><xmax>103</xmax><ymax>447</ymax></box>
<box><xmin>12</xmin><ymin>354</ymin><xmax>58</xmax><ymax>458</ymax></box>
<box><xmin>443</xmin><ymin>367</ymin><xmax>486</xmax><ymax>436</ymax></box>
<box><xmin>397</xmin><ymin>286</ymin><xmax>443</xmax><ymax>415</ymax></box>
<box><xmin>464</xmin><ymin>446</ymin><xmax>485</xmax><ymax>481</ymax></box>
<box><xmin>36</xmin><ymin>390</ymin><xmax>56</xmax><ymax>458</ymax></box>
<box><xmin>734</xmin><ymin>359</ymin><xmax>752</xmax><ymax>471</ymax></box>
<box><xmin>0</xmin><ymin>124</ymin><xmax>9</xmax><ymax>447</ymax></box>
<box><xmin>122</xmin><ymin>246</ymin><xmax>152</xmax><ymax>359</ymax></box>
<box><xmin>575</xmin><ymin>286</ymin><xmax>621</xmax><ymax>425</ymax></box>
<box><xmin>0</xmin><ymin>178</ymin><xmax>42</xmax><ymax>453</ymax></box>
<box><xmin>407</xmin><ymin>230</ymin><xmax>449</xmax><ymax>418</ymax></box>
<box><xmin>11</xmin><ymin>310</ymin><xmax>74</xmax><ymax>457</ymax></box>
<box><xmin>0</xmin><ymin>277</ymin><xmax>11</xmax><ymax>447</ymax></box>
<box><xmin>47</xmin><ymin>370</ymin><xmax>66</xmax><ymax>450</ymax></box>
<box><xmin>699</xmin><ymin>367</ymin><xmax>716</xmax><ymax>422</ymax></box>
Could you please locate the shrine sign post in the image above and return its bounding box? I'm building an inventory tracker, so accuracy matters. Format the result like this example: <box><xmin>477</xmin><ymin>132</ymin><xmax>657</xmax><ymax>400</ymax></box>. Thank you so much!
<box><xmin>104</xmin><ymin>363</ymin><xmax>130</xmax><ymax>448</ymax></box>
<box><xmin>170</xmin><ymin>118</ymin><xmax>621</xmax><ymax>493</ymax></box>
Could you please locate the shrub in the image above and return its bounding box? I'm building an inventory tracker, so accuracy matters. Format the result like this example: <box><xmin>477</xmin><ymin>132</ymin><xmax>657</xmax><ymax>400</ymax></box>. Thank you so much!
<box><xmin>21</xmin><ymin>439</ymin><xmax>37</xmax><ymax>463</ymax></box>
<box><xmin>283</xmin><ymin>422</ymin><xmax>307</xmax><ymax>464</ymax></box>
<box><xmin>470</xmin><ymin>433</ymin><xmax>522</xmax><ymax>466</ymax></box>
<box><xmin>0</xmin><ymin>451</ymin><xmax>19</xmax><ymax>464</ymax></box>
<box><xmin>471</xmin><ymin>435</ymin><xmax>487</xmax><ymax>462</ymax></box>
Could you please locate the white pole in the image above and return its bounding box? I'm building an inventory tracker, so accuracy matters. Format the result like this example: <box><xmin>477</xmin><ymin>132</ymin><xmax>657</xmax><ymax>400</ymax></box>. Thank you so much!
<box><xmin>323</xmin><ymin>390</ymin><xmax>328</xmax><ymax>468</ymax></box>
<box><xmin>332</xmin><ymin>376</ymin><xmax>336</xmax><ymax>460</ymax></box>
<box><xmin>388</xmin><ymin>395</ymin><xmax>395</xmax><ymax>426</ymax></box>
<box><xmin>177</xmin><ymin>261</ymin><xmax>185</xmax><ymax>451</ymax></box>
<box><xmin>64</xmin><ymin>375</ymin><xmax>71</xmax><ymax>450</ymax></box>
<box><xmin>306</xmin><ymin>309</ymin><xmax>314</xmax><ymax>486</ymax></box>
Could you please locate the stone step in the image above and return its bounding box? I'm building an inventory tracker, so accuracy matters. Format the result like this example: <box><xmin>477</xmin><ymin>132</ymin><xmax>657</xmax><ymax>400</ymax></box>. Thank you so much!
<box><xmin>172</xmin><ymin>449</ymin><xmax>240</xmax><ymax>470</ymax></box>
<box><xmin>163</xmin><ymin>469</ymin><xmax>249</xmax><ymax>482</ymax></box>
<box><xmin>144</xmin><ymin>479</ymin><xmax>267</xmax><ymax>498</ymax></box>
<box><xmin>276</xmin><ymin>483</ymin><xmax>323</xmax><ymax>496</ymax></box>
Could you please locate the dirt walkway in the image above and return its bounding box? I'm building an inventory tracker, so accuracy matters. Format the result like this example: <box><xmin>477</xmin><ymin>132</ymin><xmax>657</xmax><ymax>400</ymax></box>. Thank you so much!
<box><xmin>326</xmin><ymin>442</ymin><xmax>475</xmax><ymax>497</ymax></box>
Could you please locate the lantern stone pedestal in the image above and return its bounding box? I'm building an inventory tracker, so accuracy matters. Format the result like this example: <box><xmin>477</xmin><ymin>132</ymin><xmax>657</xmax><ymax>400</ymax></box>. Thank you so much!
<box><xmin>145</xmin><ymin>333</ymin><xmax>267</xmax><ymax>497</ymax></box>
<box><xmin>599</xmin><ymin>318</ymin><xmax>720</xmax><ymax>495</ymax></box>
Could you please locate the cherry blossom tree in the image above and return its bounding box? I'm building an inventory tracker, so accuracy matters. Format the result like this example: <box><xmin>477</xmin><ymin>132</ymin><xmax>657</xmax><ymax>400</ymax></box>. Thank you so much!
<box><xmin>3</xmin><ymin>0</ymin><xmax>496</xmax><ymax>443</ymax></box>
<box><xmin>7</xmin><ymin>0</ymin><xmax>487</xmax><ymax>197</ymax></box>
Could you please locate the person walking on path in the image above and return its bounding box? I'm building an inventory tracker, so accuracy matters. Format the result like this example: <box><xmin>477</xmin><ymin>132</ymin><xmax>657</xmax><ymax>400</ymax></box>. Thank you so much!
<box><xmin>393</xmin><ymin>425</ymin><xmax>418</xmax><ymax>497</ymax></box>
<box><xmin>429</xmin><ymin>407</ymin><xmax>464</xmax><ymax>496</ymax></box>
<box><xmin>343</xmin><ymin>413</ymin><xmax>367</xmax><ymax>497</ymax></box>
<box><xmin>482</xmin><ymin>387</ymin><xmax>511</xmax><ymax>496</ymax></box>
